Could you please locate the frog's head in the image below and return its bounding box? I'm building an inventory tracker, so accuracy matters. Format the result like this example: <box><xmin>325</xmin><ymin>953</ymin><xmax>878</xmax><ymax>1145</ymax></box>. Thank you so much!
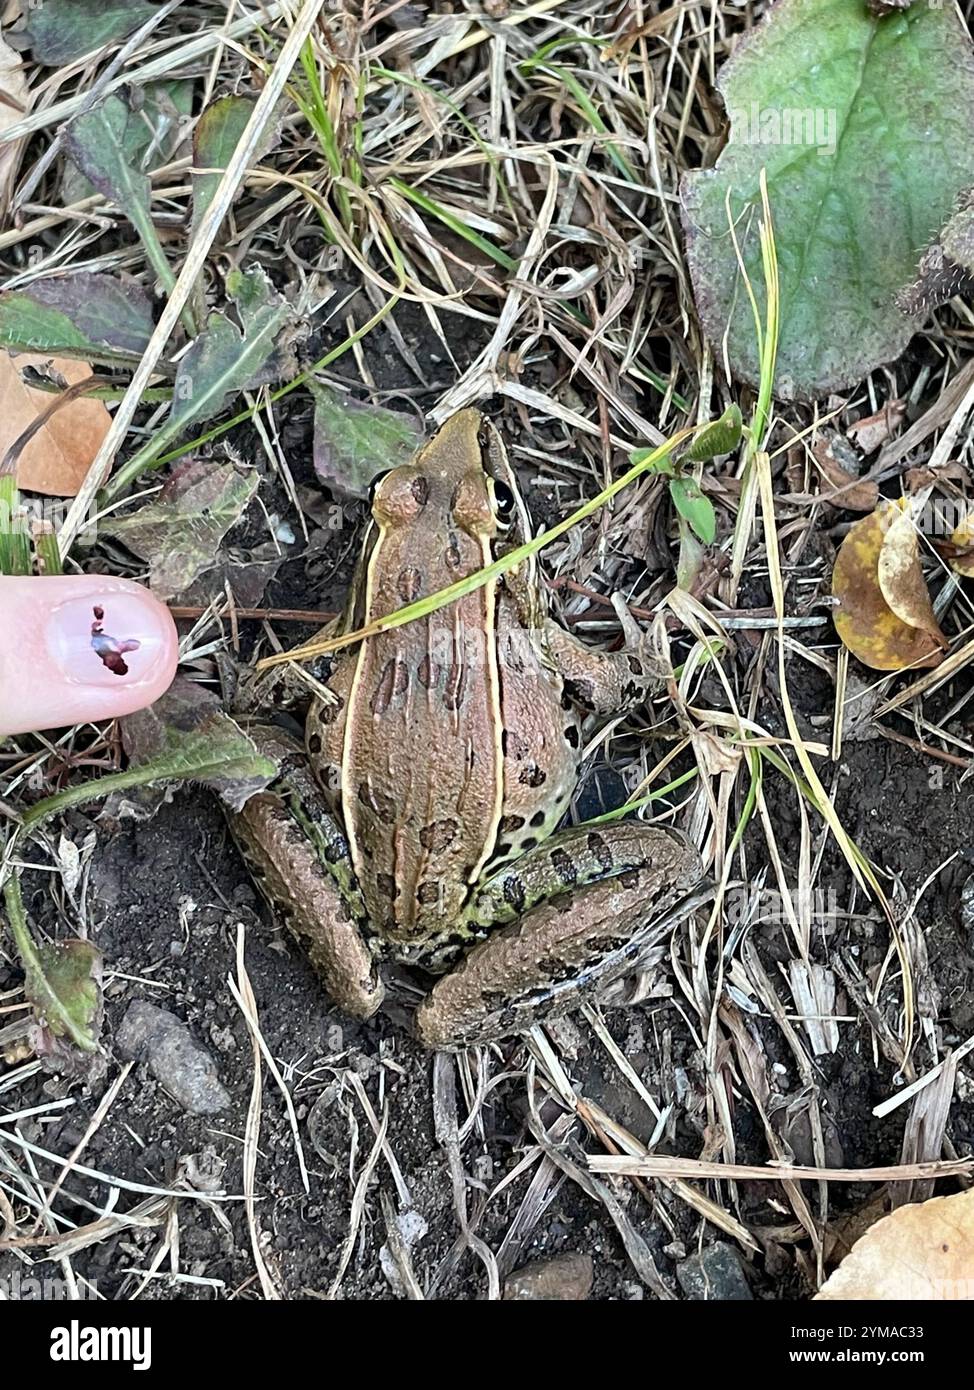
<box><xmin>370</xmin><ymin>409</ymin><xmax>530</xmax><ymax>549</ymax></box>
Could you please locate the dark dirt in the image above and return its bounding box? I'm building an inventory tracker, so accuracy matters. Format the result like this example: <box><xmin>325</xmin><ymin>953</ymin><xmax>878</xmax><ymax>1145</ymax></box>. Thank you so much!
<box><xmin>3</xmin><ymin>302</ymin><xmax>974</xmax><ymax>1303</ymax></box>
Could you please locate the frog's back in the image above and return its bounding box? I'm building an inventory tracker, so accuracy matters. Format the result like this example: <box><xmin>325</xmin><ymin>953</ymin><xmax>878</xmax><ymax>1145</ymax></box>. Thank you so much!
<box><xmin>341</xmin><ymin>412</ymin><xmax>506</xmax><ymax>945</ymax></box>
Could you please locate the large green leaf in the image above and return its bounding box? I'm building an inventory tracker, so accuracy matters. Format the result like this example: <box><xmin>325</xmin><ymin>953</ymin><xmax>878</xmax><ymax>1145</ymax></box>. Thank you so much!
<box><xmin>170</xmin><ymin>266</ymin><xmax>292</xmax><ymax>430</ymax></box>
<box><xmin>312</xmin><ymin>383</ymin><xmax>423</xmax><ymax>499</ymax></box>
<box><xmin>23</xmin><ymin>0</ymin><xmax>155</xmax><ymax>65</ymax></box>
<box><xmin>0</xmin><ymin>272</ymin><xmax>154</xmax><ymax>365</ymax></box>
<box><xmin>100</xmin><ymin>458</ymin><xmax>258</xmax><ymax>600</ymax></box>
<box><xmin>62</xmin><ymin>80</ymin><xmax>193</xmax><ymax>205</ymax></box>
<box><xmin>63</xmin><ymin>94</ymin><xmax>186</xmax><ymax>320</ymax></box>
<box><xmin>191</xmin><ymin>96</ymin><xmax>258</xmax><ymax>240</ymax></box>
<box><xmin>681</xmin><ymin>0</ymin><xmax>974</xmax><ymax>399</ymax></box>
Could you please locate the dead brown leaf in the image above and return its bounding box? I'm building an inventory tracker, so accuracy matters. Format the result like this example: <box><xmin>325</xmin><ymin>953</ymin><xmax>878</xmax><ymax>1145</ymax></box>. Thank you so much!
<box><xmin>846</xmin><ymin>399</ymin><xmax>906</xmax><ymax>455</ymax></box>
<box><xmin>0</xmin><ymin>351</ymin><xmax>111</xmax><ymax>496</ymax></box>
<box><xmin>832</xmin><ymin>502</ymin><xmax>945</xmax><ymax>671</ymax></box>
<box><xmin>812</xmin><ymin>437</ymin><xmax>878</xmax><ymax>511</ymax></box>
<box><xmin>877</xmin><ymin>502</ymin><xmax>948</xmax><ymax>645</ymax></box>
<box><xmin>816</xmin><ymin>1187</ymin><xmax>974</xmax><ymax>1299</ymax></box>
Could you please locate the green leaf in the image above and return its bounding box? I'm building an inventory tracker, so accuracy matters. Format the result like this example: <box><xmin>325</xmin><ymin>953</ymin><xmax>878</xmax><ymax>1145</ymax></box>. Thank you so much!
<box><xmin>62</xmin><ymin>80</ymin><xmax>193</xmax><ymax>205</ymax></box>
<box><xmin>3</xmin><ymin>875</ymin><xmax>102</xmax><ymax>1056</ymax></box>
<box><xmin>63</xmin><ymin>94</ymin><xmax>190</xmax><ymax>328</ymax></box>
<box><xmin>20</xmin><ymin>681</ymin><xmax>278</xmax><ymax>832</ymax></box>
<box><xmin>26</xmin><ymin>940</ymin><xmax>104</xmax><ymax>1056</ymax></box>
<box><xmin>119</xmin><ymin>679</ymin><xmax>279</xmax><ymax>811</ymax></box>
<box><xmin>100</xmin><ymin>459</ymin><xmax>258</xmax><ymax>601</ymax></box>
<box><xmin>680</xmin><ymin>0</ymin><xmax>974</xmax><ymax>399</ymax></box>
<box><xmin>170</xmin><ymin>266</ymin><xmax>292</xmax><ymax>432</ymax></box>
<box><xmin>191</xmin><ymin>95</ymin><xmax>282</xmax><ymax>240</ymax></box>
<box><xmin>312</xmin><ymin>384</ymin><xmax>423</xmax><ymax>498</ymax></box>
<box><xmin>23</xmin><ymin>0</ymin><xmax>155</xmax><ymax>65</ymax></box>
<box><xmin>0</xmin><ymin>272</ymin><xmax>154</xmax><ymax>366</ymax></box>
<box><xmin>684</xmin><ymin>404</ymin><xmax>743</xmax><ymax>462</ymax></box>
<box><xmin>670</xmin><ymin>477</ymin><xmax>716</xmax><ymax>544</ymax></box>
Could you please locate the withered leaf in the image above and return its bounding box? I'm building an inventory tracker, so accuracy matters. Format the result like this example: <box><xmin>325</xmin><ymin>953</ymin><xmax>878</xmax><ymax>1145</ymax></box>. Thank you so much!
<box><xmin>832</xmin><ymin>502</ymin><xmax>945</xmax><ymax>671</ymax></box>
<box><xmin>0</xmin><ymin>350</ymin><xmax>110</xmax><ymax>496</ymax></box>
<box><xmin>817</xmin><ymin>1187</ymin><xmax>974</xmax><ymax>1299</ymax></box>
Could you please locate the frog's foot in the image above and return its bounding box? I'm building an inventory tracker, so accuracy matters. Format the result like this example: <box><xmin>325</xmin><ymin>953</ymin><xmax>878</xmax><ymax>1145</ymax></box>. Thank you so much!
<box><xmin>415</xmin><ymin>824</ymin><xmax>712</xmax><ymax>1050</ymax></box>
<box><xmin>227</xmin><ymin>728</ymin><xmax>384</xmax><ymax>1021</ymax></box>
<box><xmin>543</xmin><ymin>596</ymin><xmax>666</xmax><ymax>716</ymax></box>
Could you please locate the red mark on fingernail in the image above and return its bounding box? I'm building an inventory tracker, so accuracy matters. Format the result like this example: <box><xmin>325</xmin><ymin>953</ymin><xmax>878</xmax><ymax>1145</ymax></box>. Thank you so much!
<box><xmin>91</xmin><ymin>604</ymin><xmax>141</xmax><ymax>676</ymax></box>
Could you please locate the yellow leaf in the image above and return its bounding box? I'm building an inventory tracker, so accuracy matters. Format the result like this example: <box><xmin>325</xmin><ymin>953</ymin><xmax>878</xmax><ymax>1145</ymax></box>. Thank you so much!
<box><xmin>877</xmin><ymin>501</ymin><xmax>947</xmax><ymax>645</ymax></box>
<box><xmin>832</xmin><ymin>502</ymin><xmax>944</xmax><ymax>672</ymax></box>
<box><xmin>816</xmin><ymin>1188</ymin><xmax>974</xmax><ymax>1300</ymax></box>
<box><xmin>948</xmin><ymin>508</ymin><xmax>974</xmax><ymax>579</ymax></box>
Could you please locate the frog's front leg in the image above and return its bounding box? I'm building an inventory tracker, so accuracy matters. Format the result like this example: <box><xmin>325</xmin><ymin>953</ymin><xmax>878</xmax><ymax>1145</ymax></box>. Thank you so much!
<box><xmin>415</xmin><ymin>822</ymin><xmax>711</xmax><ymax>1050</ymax></box>
<box><xmin>543</xmin><ymin>598</ymin><xmax>665</xmax><ymax>716</ymax></box>
<box><xmin>226</xmin><ymin>728</ymin><xmax>384</xmax><ymax>1021</ymax></box>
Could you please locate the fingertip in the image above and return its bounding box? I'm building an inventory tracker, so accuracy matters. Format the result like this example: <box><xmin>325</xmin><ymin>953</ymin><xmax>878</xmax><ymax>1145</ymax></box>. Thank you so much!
<box><xmin>0</xmin><ymin>576</ymin><xmax>179</xmax><ymax>736</ymax></box>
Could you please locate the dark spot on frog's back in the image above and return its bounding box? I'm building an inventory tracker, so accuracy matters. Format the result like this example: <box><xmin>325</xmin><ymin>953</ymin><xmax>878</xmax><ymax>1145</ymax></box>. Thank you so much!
<box><xmin>375</xmin><ymin>872</ymin><xmax>398</xmax><ymax>900</ymax></box>
<box><xmin>371</xmin><ymin>657</ymin><xmax>409</xmax><ymax>715</ymax></box>
<box><xmin>502</xmin><ymin>874</ymin><xmax>526</xmax><ymax>913</ymax></box>
<box><xmin>587</xmin><ymin>832</ymin><xmax>614</xmax><ymax>872</ymax></box>
<box><xmin>419</xmin><ymin>818</ymin><xmax>458</xmax><ymax>851</ymax></box>
<box><xmin>318</xmin><ymin>697</ymin><xmax>343</xmax><ymax>725</ymax></box>
<box><xmin>308</xmin><ymin>733</ymin><xmax>322</xmax><ymax>755</ymax></box>
<box><xmin>398</xmin><ymin>566</ymin><xmax>423</xmax><ymax>603</ymax></box>
<box><xmin>550</xmin><ymin>847</ymin><xmax>577</xmax><ymax>886</ymax></box>
<box><xmin>357</xmin><ymin>781</ymin><xmax>396</xmax><ymax>820</ymax></box>
<box><xmin>518</xmin><ymin>763</ymin><xmax>546</xmax><ymax>787</ymax></box>
<box><xmin>565</xmin><ymin>677</ymin><xmax>595</xmax><ymax>707</ymax></box>
<box><xmin>417</xmin><ymin>880</ymin><xmax>440</xmax><ymax>906</ymax></box>
<box><xmin>498</xmin><ymin>813</ymin><xmax>525</xmax><ymax>834</ymax></box>
<box><xmin>445</xmin><ymin>535</ymin><xmax>462</xmax><ymax>571</ymax></box>
<box><xmin>411</xmin><ymin>475</ymin><xmax>430</xmax><ymax>507</ymax></box>
<box><xmin>417</xmin><ymin>654</ymin><xmax>439</xmax><ymax>689</ymax></box>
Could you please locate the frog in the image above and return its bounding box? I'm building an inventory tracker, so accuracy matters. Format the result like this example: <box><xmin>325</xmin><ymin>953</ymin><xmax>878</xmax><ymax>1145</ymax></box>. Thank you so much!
<box><xmin>228</xmin><ymin>408</ymin><xmax>710</xmax><ymax>1050</ymax></box>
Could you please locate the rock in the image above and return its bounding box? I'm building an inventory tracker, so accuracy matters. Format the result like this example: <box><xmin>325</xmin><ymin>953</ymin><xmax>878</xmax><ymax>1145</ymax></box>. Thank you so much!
<box><xmin>116</xmin><ymin>1001</ymin><xmax>230</xmax><ymax>1115</ymax></box>
<box><xmin>503</xmin><ymin>1253</ymin><xmax>594</xmax><ymax>1301</ymax></box>
<box><xmin>677</xmin><ymin>1243</ymin><xmax>752</xmax><ymax>1300</ymax></box>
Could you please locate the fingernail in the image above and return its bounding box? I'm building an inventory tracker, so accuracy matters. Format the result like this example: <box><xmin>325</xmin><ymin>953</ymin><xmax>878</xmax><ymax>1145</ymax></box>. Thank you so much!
<box><xmin>45</xmin><ymin>590</ymin><xmax>176</xmax><ymax>689</ymax></box>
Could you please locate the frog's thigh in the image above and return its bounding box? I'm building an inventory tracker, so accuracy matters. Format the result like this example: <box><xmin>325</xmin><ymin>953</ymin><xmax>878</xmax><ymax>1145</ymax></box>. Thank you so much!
<box><xmin>230</xmin><ymin>786</ymin><xmax>384</xmax><ymax>1021</ymax></box>
<box><xmin>417</xmin><ymin>827</ymin><xmax>707</xmax><ymax>1050</ymax></box>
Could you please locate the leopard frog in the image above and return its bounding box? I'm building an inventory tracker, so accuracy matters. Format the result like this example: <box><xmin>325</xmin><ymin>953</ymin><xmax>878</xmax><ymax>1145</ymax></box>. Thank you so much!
<box><xmin>230</xmin><ymin>409</ymin><xmax>708</xmax><ymax>1049</ymax></box>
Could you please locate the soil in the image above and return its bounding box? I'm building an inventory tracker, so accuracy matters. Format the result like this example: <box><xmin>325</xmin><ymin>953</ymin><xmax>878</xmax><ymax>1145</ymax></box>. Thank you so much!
<box><xmin>2</xmin><ymin>307</ymin><xmax>973</xmax><ymax>1304</ymax></box>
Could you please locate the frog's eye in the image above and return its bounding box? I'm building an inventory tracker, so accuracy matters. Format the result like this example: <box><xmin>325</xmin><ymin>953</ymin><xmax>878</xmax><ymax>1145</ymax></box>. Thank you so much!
<box><xmin>492</xmin><ymin>478</ymin><xmax>516</xmax><ymax>520</ymax></box>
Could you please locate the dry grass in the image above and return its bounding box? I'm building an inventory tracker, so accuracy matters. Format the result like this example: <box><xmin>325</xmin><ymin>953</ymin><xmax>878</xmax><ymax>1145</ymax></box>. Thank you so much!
<box><xmin>1</xmin><ymin>0</ymin><xmax>973</xmax><ymax>1302</ymax></box>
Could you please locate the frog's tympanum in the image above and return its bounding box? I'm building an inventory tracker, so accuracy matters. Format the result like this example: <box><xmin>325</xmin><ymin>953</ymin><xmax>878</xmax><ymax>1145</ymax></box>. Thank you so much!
<box><xmin>230</xmin><ymin>410</ymin><xmax>710</xmax><ymax>1049</ymax></box>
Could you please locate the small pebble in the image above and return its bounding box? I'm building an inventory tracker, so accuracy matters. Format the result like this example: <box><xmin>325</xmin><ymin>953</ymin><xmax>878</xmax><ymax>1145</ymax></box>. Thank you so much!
<box><xmin>677</xmin><ymin>1243</ymin><xmax>752</xmax><ymax>1301</ymax></box>
<box><xmin>116</xmin><ymin>1001</ymin><xmax>230</xmax><ymax>1115</ymax></box>
<box><xmin>503</xmin><ymin>1253</ymin><xmax>594</xmax><ymax>1301</ymax></box>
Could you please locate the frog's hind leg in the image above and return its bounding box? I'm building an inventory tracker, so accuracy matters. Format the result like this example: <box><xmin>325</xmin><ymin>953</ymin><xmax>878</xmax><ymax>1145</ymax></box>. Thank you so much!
<box><xmin>415</xmin><ymin>823</ymin><xmax>711</xmax><ymax>1050</ymax></box>
<box><xmin>227</xmin><ymin>728</ymin><xmax>384</xmax><ymax>1021</ymax></box>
